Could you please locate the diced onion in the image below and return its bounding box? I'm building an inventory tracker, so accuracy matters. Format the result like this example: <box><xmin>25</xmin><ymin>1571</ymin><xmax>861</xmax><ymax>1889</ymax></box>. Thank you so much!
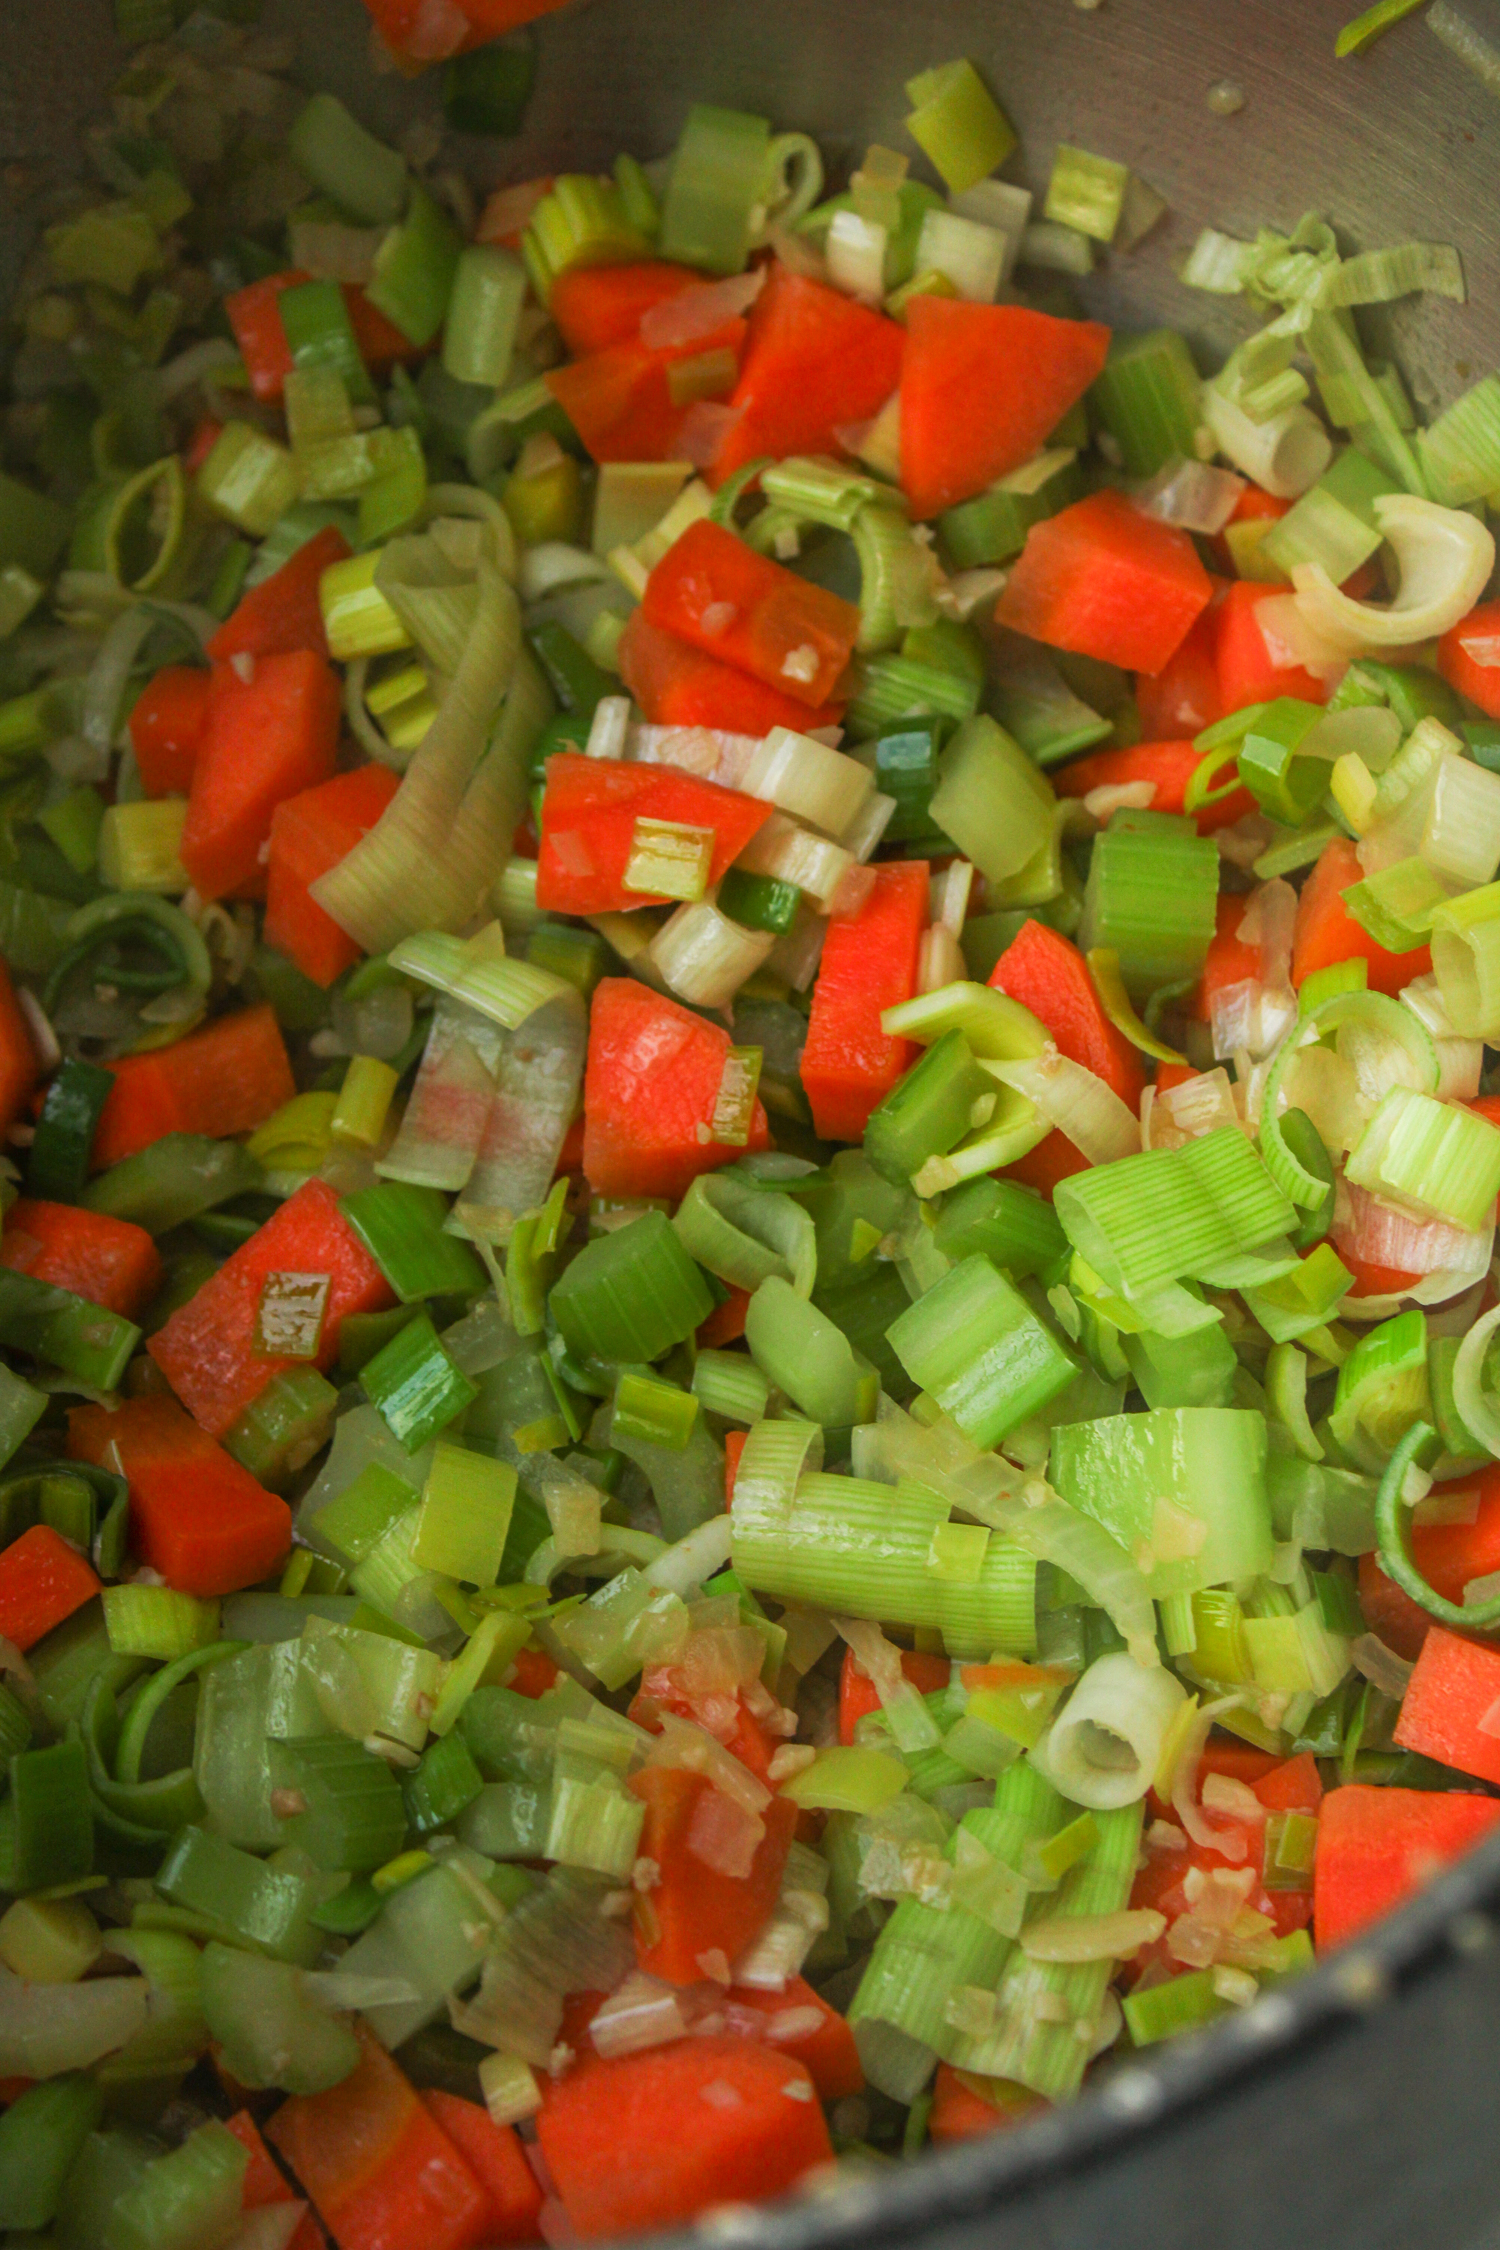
<box><xmin>987</xmin><ymin>1045</ymin><xmax>1140</xmax><ymax>1164</ymax></box>
<box><xmin>1291</xmin><ymin>495</ymin><xmax>1496</xmax><ymax>659</ymax></box>
<box><xmin>1133</xmin><ymin>458</ymin><xmax>1246</xmax><ymax>534</ymax></box>
<box><xmin>641</xmin><ymin>272</ymin><xmax>765</xmax><ymax>349</ymax></box>
<box><xmin>1020</xmin><ymin>1908</ymin><xmax>1166</xmax><ymax>1962</ymax></box>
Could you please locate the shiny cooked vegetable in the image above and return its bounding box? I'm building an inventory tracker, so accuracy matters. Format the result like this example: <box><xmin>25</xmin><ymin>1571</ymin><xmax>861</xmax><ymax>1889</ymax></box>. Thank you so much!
<box><xmin>2</xmin><ymin>5</ymin><xmax>1500</xmax><ymax>2241</ymax></box>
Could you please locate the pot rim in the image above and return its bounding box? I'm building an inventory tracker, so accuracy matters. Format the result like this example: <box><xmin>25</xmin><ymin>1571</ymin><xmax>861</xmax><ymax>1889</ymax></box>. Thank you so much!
<box><xmin>648</xmin><ymin>1815</ymin><xmax>1500</xmax><ymax>2250</ymax></box>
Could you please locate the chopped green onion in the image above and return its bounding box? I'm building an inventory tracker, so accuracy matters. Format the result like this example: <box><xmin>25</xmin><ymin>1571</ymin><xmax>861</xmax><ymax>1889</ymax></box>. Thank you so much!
<box><xmin>904</xmin><ymin>60</ymin><xmax>1017</xmax><ymax>193</ymax></box>
<box><xmin>288</xmin><ymin>94</ymin><xmax>408</xmax><ymax>226</ymax></box>
<box><xmin>550</xmin><ymin>1209</ymin><xmax>713</xmax><ymax>1364</ymax></box>
<box><xmin>1090</xmin><ymin>331</ymin><xmax>1203</xmax><ymax>478</ymax></box>
<box><xmin>197</xmin><ymin>421</ymin><xmax>298</xmax><ymax>539</ymax></box>
<box><xmin>361</xmin><ymin>1312</ymin><xmax>479</xmax><ymax>1452</ymax></box>
<box><xmin>1080</xmin><ymin>813</ymin><xmax>1219</xmax><ymax>1003</ymax></box>
<box><xmin>1044</xmin><ymin>146</ymin><xmax>1129</xmax><ymax>244</ymax></box>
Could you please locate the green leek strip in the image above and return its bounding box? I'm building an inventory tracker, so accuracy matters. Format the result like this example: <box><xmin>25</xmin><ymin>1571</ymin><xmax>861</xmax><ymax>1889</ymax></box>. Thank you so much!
<box><xmin>0</xmin><ymin>1269</ymin><xmax>140</xmax><ymax>1392</ymax></box>
<box><xmin>731</xmin><ymin>1461</ymin><xmax>1035</xmax><ymax>1658</ymax></box>
<box><xmin>657</xmin><ymin>104</ymin><xmax>771</xmax><ymax>274</ymax></box>
<box><xmin>671</xmin><ymin>1171</ymin><xmax>817</xmax><ymax>1297</ymax></box>
<box><xmin>1336</xmin><ymin>0</ymin><xmax>1425</xmax><ymax>54</ymax></box>
<box><xmin>313</xmin><ymin>559</ymin><xmax>526</xmax><ymax>954</ymax></box>
<box><xmin>946</xmin><ymin>1803</ymin><xmax>1143</xmax><ymax>2101</ymax></box>
<box><xmin>289</xmin><ymin>93</ymin><xmax>407</xmax><ymax>225</ymax></box>
<box><xmin>1259</xmin><ymin>987</ymin><xmax>1438</xmax><ymax>1209</ymax></box>
<box><xmin>1055</xmin><ymin>1127</ymin><xmax>1296</xmax><ymax>1304</ymax></box>
<box><xmin>904</xmin><ymin>60</ymin><xmax>1017</xmax><ymax>194</ymax></box>
<box><xmin>1451</xmin><ymin>1302</ymin><xmax>1500</xmax><ymax>1463</ymax></box>
<box><xmin>1376</xmin><ymin>1418</ymin><xmax>1500</xmax><ymax>1628</ymax></box>
<box><xmin>1346</xmin><ymin>1084</ymin><xmax>1500</xmax><ymax>1233</ymax></box>
<box><xmin>888</xmin><ymin>1257</ymin><xmax>1078</xmax><ymax>1448</ymax></box>
<box><xmin>1051</xmin><ymin>1407</ymin><xmax>1273</xmax><ymax>1597</ymax></box>
<box><xmin>1086</xmin><ymin>948</ymin><xmax>1188</xmax><ymax>1065</ymax></box>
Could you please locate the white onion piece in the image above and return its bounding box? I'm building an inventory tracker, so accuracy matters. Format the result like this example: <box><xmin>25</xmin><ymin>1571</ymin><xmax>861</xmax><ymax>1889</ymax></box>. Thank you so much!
<box><xmin>1145</xmin><ymin>1065</ymin><xmax>1246</xmax><ymax>1151</ymax></box>
<box><xmin>1298</xmin><ymin>704</ymin><xmax>1403</xmax><ymax>770</ymax></box>
<box><xmin>1400</xmin><ymin>973</ymin><xmax>1462</xmax><ymax>1040</ymax></box>
<box><xmin>518</xmin><ymin>544</ymin><xmax>610</xmax><ymax>603</ymax></box>
<box><xmin>1434</xmin><ymin>1037</ymin><xmax>1483</xmax><ymax>1100</ymax></box>
<box><xmin>825</xmin><ymin>210</ymin><xmax>889</xmax><ymax>303</ymax></box>
<box><xmin>1083</xmin><ymin>780</ymin><xmax>1156</xmax><ymax>822</ymax></box>
<box><xmin>1252</xmin><ymin>592</ymin><xmax>1353</xmax><ymax>682</ymax></box>
<box><xmin>83</xmin><ymin>604</ymin><xmax>160</xmax><ymax>761</ymax></box>
<box><xmin>1202</xmin><ymin>389</ymin><xmax>1332</xmax><ymax>498</ymax></box>
<box><xmin>1210</xmin><ymin>979</ymin><xmax>1297</xmax><ymax>1064</ymax></box>
<box><xmin>590</xmin><ymin>1972</ymin><xmax>693</xmax><ymax>2058</ymax></box>
<box><xmin>988</xmin><ymin>1046</ymin><xmax>1140</xmax><ymax>1164</ymax></box>
<box><xmin>1291</xmin><ymin>495</ymin><xmax>1496</xmax><ymax>659</ymax></box>
<box><xmin>1133</xmin><ymin>458</ymin><xmax>1246</xmax><ymax>534</ymax></box>
<box><xmin>1171</xmin><ymin>1696</ymin><xmax>1251</xmax><ymax>1864</ymax></box>
<box><xmin>642</xmin><ymin>1514</ymin><xmax>735</xmax><ymax>1595</ymax></box>
<box><xmin>157</xmin><ymin>336</ymin><xmax>245</xmax><ymax>400</ymax></box>
<box><xmin>918</xmin><ymin>924</ymin><xmax>966</xmax><ymax>993</ymax></box>
<box><xmin>743</xmin><ymin>727</ymin><xmax>873</xmax><ymax>838</ymax></box>
<box><xmin>634</xmin><ymin>724</ymin><xmax>763</xmax><ymax>791</ymax></box>
<box><xmin>1351</xmin><ymin>1633</ymin><xmax>1414</xmax><ymax>1698</ymax></box>
<box><xmin>1331</xmin><ymin>1181</ymin><xmax>1485</xmax><ymax>1277</ymax></box>
<box><xmin>641</xmin><ymin>271</ymin><xmax>765</xmax><ymax>350</ymax></box>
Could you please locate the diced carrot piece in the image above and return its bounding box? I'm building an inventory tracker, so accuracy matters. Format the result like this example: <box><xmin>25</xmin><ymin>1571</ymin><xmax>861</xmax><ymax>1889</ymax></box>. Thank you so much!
<box><xmin>0</xmin><ymin>1525</ymin><xmax>101</xmax><ymax>1652</ymax></box>
<box><xmin>128</xmin><ymin>666</ymin><xmax>214</xmax><ymax>798</ymax></box>
<box><xmin>1253</xmin><ymin>1750</ymin><xmax>1323</xmax><ymax>1814</ymax></box>
<box><xmin>69</xmin><ymin>1395</ymin><xmax>292</xmax><ymax>1596</ymax></box>
<box><xmin>538</xmin><ymin>2036</ymin><xmax>831</xmax><ymax>2239</ymax></box>
<box><xmin>267</xmin><ymin>2022</ymin><xmax>491</xmax><ymax>2250</ymax></box>
<box><xmin>536</xmin><ymin>751</ymin><xmax>773</xmax><ymax>915</ymax></box>
<box><xmin>0</xmin><ymin>961</ymin><xmax>37</xmax><ymax>1143</ymax></box>
<box><xmin>549</xmin><ymin>260</ymin><xmax>699</xmax><ymax>356</ymax></box>
<box><xmin>698</xmin><ymin>1285</ymin><xmax>750</xmax><ymax>1349</ymax></box>
<box><xmin>988</xmin><ymin>918</ymin><xmax>1145</xmax><ymax>1192</ymax></box>
<box><xmin>996</xmin><ymin>490</ymin><xmax>1213</xmax><ymax>677</ymax></box>
<box><xmin>723</xmin><ymin>1426</ymin><xmax>747</xmax><ymax>1505</ymax></box>
<box><xmin>900</xmin><ymin>298</ymin><xmax>1110</xmax><ymax>519</ymax></box>
<box><xmin>617</xmin><ymin>611</ymin><xmax>846</xmax><ymax>736</ymax></box>
<box><xmin>208</xmin><ymin>525</ymin><xmax>351</xmax><ymax>665</ymax></box>
<box><xmin>92</xmin><ymin>1006</ymin><xmax>295</xmax><ymax>1170</ymax></box>
<box><xmin>1</xmin><ymin>1199</ymin><xmax>161</xmax><ymax>1319</ymax></box>
<box><xmin>1393</xmin><ymin>1623</ymin><xmax>1500</xmax><ymax>1786</ymax></box>
<box><xmin>265</xmin><ymin>763</ymin><xmax>401</xmax><ymax>988</ymax></box>
<box><xmin>1314</xmin><ymin>1781</ymin><xmax>1500</xmax><ymax>1950</ymax></box>
<box><xmin>224</xmin><ymin>2109</ymin><xmax>329</xmax><ymax>2248</ymax></box>
<box><xmin>507</xmin><ymin>1645</ymin><xmax>559</xmax><ymax>1698</ymax></box>
<box><xmin>1053</xmin><ymin>737</ymin><xmax>1256</xmax><ymax>837</ymax></box>
<box><xmin>420</xmin><ymin>2093</ymin><xmax>543</xmax><ymax>2247</ymax></box>
<box><xmin>546</xmin><ymin>312</ymin><xmax>746</xmax><ymax>465</ymax></box>
<box><xmin>582</xmin><ymin>978</ymin><xmax>771</xmax><ymax>1202</ymax></box>
<box><xmin>929</xmin><ymin>2064</ymin><xmax>1044</xmax><ymax>2144</ymax></box>
<box><xmin>148</xmin><ymin>1178</ymin><xmax>394</xmax><ymax>1439</ymax></box>
<box><xmin>722</xmin><ymin>1976</ymin><xmax>865</xmax><ymax>2101</ymax></box>
<box><xmin>1135</xmin><ymin>602</ymin><xmax>1225</xmax><ymax>742</ymax></box>
<box><xmin>1214</xmin><ymin>579</ymin><xmax>1329</xmax><ymax>712</ymax></box>
<box><xmin>1291</xmin><ymin>838</ymin><xmax>1431</xmax><ymax>995</ymax></box>
<box><xmin>1438</xmin><ymin>599</ymin><xmax>1500</xmax><ymax>718</ymax></box>
<box><xmin>800</xmin><ymin>862</ymin><xmax>929</xmax><ymax>1142</ymax></box>
<box><xmin>627</xmin><ymin>1765</ymin><xmax>796</xmax><ymax>1986</ymax></box>
<box><xmin>181</xmin><ymin>650</ymin><xmax>342</xmax><ymax>903</ymax></box>
<box><xmin>839</xmin><ymin>1643</ymin><xmax>951</xmax><ymax>1745</ymax></box>
<box><xmin>641</xmin><ymin>519</ymin><xmax>860</xmax><ymax>711</ymax></box>
<box><xmin>711</xmin><ymin>266</ymin><xmax>906</xmax><ymax>489</ymax></box>
<box><xmin>1188</xmin><ymin>892</ymin><xmax>1263</xmax><ymax>1023</ymax></box>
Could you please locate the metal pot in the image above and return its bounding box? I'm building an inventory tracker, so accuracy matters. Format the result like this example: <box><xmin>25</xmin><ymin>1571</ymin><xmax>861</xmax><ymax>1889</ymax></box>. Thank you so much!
<box><xmin>7</xmin><ymin>1</ymin><xmax>1500</xmax><ymax>2240</ymax></box>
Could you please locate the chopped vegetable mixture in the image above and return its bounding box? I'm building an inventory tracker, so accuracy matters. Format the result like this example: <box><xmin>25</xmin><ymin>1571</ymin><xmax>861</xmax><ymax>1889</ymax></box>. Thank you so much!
<box><xmin>6</xmin><ymin>6</ymin><xmax>1500</xmax><ymax>2243</ymax></box>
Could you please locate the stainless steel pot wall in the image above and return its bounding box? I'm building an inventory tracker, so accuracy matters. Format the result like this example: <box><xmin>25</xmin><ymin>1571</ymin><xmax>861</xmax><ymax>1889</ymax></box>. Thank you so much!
<box><xmin>8</xmin><ymin>1</ymin><xmax>1500</xmax><ymax>2242</ymax></box>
